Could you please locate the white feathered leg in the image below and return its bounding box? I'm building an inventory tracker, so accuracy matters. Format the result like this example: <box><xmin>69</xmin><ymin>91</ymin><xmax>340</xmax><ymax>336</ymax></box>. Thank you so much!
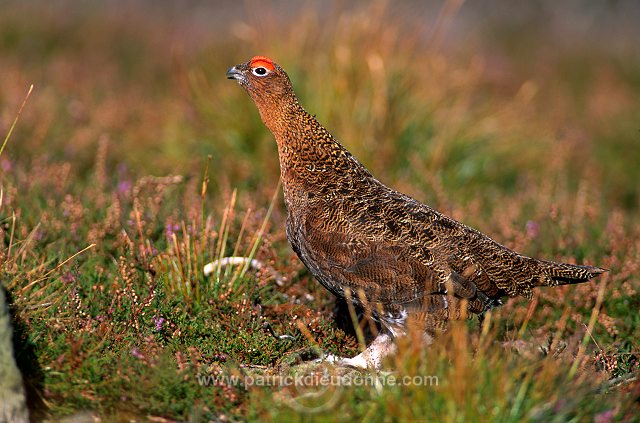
<box><xmin>338</xmin><ymin>332</ymin><xmax>397</xmax><ymax>369</ymax></box>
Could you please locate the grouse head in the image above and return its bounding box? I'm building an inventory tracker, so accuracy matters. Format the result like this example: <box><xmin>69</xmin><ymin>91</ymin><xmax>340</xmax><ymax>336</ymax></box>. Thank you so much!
<box><xmin>226</xmin><ymin>56</ymin><xmax>296</xmax><ymax>110</ymax></box>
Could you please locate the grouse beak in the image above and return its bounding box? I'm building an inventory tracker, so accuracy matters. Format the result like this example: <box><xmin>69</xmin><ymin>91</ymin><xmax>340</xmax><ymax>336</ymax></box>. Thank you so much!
<box><xmin>226</xmin><ymin>66</ymin><xmax>243</xmax><ymax>81</ymax></box>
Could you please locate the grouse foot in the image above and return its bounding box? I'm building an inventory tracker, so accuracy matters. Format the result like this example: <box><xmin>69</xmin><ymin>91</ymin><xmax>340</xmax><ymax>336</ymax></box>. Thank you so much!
<box><xmin>314</xmin><ymin>332</ymin><xmax>396</xmax><ymax>370</ymax></box>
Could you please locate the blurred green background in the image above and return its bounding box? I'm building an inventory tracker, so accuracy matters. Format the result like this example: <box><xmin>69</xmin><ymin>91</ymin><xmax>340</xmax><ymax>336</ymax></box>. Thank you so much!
<box><xmin>2</xmin><ymin>0</ymin><xmax>639</xmax><ymax>209</ymax></box>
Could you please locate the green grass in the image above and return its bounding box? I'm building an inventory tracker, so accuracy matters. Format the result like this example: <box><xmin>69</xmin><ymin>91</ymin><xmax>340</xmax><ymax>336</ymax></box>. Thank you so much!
<box><xmin>1</xmin><ymin>1</ymin><xmax>639</xmax><ymax>421</ymax></box>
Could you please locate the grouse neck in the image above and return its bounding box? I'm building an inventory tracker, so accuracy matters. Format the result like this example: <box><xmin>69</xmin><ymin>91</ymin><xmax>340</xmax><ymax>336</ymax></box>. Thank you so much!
<box><xmin>252</xmin><ymin>90</ymin><xmax>374</xmax><ymax>189</ymax></box>
<box><xmin>271</xmin><ymin>105</ymin><xmax>339</xmax><ymax>166</ymax></box>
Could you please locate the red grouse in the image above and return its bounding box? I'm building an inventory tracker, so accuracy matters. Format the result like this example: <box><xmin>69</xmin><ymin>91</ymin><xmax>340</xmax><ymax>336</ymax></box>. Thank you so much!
<box><xmin>225</xmin><ymin>56</ymin><xmax>606</xmax><ymax>368</ymax></box>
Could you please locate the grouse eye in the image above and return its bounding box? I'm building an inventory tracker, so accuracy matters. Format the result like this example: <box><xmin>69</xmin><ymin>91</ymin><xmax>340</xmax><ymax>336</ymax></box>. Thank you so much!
<box><xmin>252</xmin><ymin>67</ymin><xmax>268</xmax><ymax>77</ymax></box>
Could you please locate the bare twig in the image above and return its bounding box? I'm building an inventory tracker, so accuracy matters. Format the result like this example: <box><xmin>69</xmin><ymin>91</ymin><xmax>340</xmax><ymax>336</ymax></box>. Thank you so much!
<box><xmin>263</xmin><ymin>321</ymin><xmax>296</xmax><ymax>341</ymax></box>
<box><xmin>203</xmin><ymin>256</ymin><xmax>285</xmax><ymax>286</ymax></box>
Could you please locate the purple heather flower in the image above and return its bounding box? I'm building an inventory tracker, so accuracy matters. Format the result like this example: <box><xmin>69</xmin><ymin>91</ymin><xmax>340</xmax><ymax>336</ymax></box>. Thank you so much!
<box><xmin>526</xmin><ymin>220</ymin><xmax>540</xmax><ymax>238</ymax></box>
<box><xmin>117</xmin><ymin>180</ymin><xmax>132</xmax><ymax>195</ymax></box>
<box><xmin>1</xmin><ymin>158</ymin><xmax>12</xmax><ymax>172</ymax></box>
<box><xmin>143</xmin><ymin>244</ymin><xmax>158</xmax><ymax>256</ymax></box>
<box><xmin>33</xmin><ymin>229</ymin><xmax>44</xmax><ymax>242</ymax></box>
<box><xmin>61</xmin><ymin>272</ymin><xmax>76</xmax><ymax>284</ymax></box>
<box><xmin>166</xmin><ymin>223</ymin><xmax>180</xmax><ymax>238</ymax></box>
<box><xmin>131</xmin><ymin>347</ymin><xmax>144</xmax><ymax>360</ymax></box>
<box><xmin>594</xmin><ymin>409</ymin><xmax>616</xmax><ymax>423</ymax></box>
<box><xmin>154</xmin><ymin>316</ymin><xmax>165</xmax><ymax>331</ymax></box>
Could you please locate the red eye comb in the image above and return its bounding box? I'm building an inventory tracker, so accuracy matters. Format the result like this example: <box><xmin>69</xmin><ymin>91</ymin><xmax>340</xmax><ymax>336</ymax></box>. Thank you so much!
<box><xmin>249</xmin><ymin>56</ymin><xmax>275</xmax><ymax>71</ymax></box>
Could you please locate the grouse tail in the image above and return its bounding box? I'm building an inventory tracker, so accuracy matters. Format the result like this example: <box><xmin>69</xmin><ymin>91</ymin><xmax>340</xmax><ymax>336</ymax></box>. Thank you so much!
<box><xmin>536</xmin><ymin>259</ymin><xmax>607</xmax><ymax>286</ymax></box>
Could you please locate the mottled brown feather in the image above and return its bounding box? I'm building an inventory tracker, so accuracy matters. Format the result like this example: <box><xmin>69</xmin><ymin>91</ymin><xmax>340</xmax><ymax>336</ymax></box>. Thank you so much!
<box><xmin>226</xmin><ymin>56</ymin><xmax>607</xmax><ymax>336</ymax></box>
